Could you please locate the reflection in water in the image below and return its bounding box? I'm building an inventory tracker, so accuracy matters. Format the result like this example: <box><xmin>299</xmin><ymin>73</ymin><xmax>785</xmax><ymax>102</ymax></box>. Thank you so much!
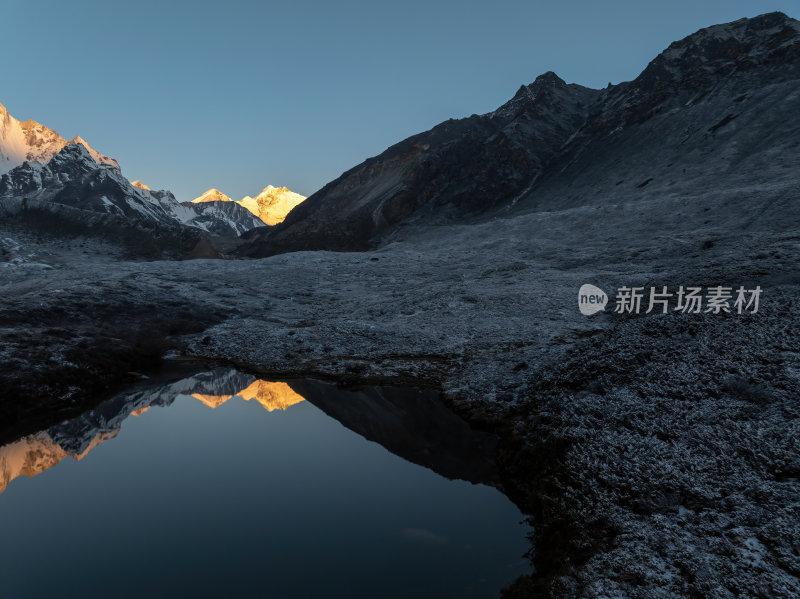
<box><xmin>191</xmin><ymin>380</ymin><xmax>305</xmax><ymax>411</ymax></box>
<box><xmin>0</xmin><ymin>367</ymin><xmax>529</xmax><ymax>599</ymax></box>
<box><xmin>0</xmin><ymin>371</ymin><xmax>304</xmax><ymax>495</ymax></box>
<box><xmin>0</xmin><ymin>430</ymin><xmax>118</xmax><ymax>496</ymax></box>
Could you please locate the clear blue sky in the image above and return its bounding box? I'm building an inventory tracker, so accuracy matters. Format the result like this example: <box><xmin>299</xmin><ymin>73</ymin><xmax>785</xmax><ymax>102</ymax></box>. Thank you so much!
<box><xmin>2</xmin><ymin>1</ymin><xmax>795</xmax><ymax>201</ymax></box>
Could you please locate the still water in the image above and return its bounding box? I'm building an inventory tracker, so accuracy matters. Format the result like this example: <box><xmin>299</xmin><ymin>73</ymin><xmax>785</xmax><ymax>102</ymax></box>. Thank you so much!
<box><xmin>0</xmin><ymin>367</ymin><xmax>529</xmax><ymax>598</ymax></box>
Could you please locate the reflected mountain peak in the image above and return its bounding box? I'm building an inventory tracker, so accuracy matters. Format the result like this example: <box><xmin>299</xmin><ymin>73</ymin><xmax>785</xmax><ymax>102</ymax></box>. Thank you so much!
<box><xmin>190</xmin><ymin>393</ymin><xmax>233</xmax><ymax>409</ymax></box>
<box><xmin>190</xmin><ymin>380</ymin><xmax>305</xmax><ymax>412</ymax></box>
<box><xmin>0</xmin><ymin>428</ymin><xmax>121</xmax><ymax>495</ymax></box>
<box><xmin>0</xmin><ymin>433</ymin><xmax>68</xmax><ymax>494</ymax></box>
<box><xmin>237</xmin><ymin>380</ymin><xmax>305</xmax><ymax>411</ymax></box>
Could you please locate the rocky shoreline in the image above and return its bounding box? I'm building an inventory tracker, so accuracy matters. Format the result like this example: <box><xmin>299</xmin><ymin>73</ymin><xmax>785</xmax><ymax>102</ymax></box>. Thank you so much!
<box><xmin>188</xmin><ymin>290</ymin><xmax>800</xmax><ymax>598</ymax></box>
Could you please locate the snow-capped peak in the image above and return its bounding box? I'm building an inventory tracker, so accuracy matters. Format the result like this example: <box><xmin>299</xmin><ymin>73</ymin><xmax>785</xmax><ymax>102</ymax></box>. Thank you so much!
<box><xmin>0</xmin><ymin>100</ymin><xmax>120</xmax><ymax>175</ymax></box>
<box><xmin>191</xmin><ymin>188</ymin><xmax>234</xmax><ymax>203</ymax></box>
<box><xmin>191</xmin><ymin>185</ymin><xmax>306</xmax><ymax>225</ymax></box>
<box><xmin>131</xmin><ymin>180</ymin><xmax>151</xmax><ymax>191</ymax></box>
<box><xmin>239</xmin><ymin>185</ymin><xmax>306</xmax><ymax>225</ymax></box>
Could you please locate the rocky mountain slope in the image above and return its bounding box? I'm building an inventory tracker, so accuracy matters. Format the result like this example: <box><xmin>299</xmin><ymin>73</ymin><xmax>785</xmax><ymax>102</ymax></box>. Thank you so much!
<box><xmin>0</xmin><ymin>143</ymin><xmax>181</xmax><ymax>222</ymax></box>
<box><xmin>515</xmin><ymin>10</ymin><xmax>800</xmax><ymax>217</ymax></box>
<box><xmin>0</xmin><ymin>143</ymin><xmax>203</xmax><ymax>256</ymax></box>
<box><xmin>241</xmin><ymin>11</ymin><xmax>800</xmax><ymax>256</ymax></box>
<box><xmin>180</xmin><ymin>199</ymin><xmax>264</xmax><ymax>236</ymax></box>
<box><xmin>192</xmin><ymin>185</ymin><xmax>306</xmax><ymax>226</ymax></box>
<box><xmin>0</xmin><ymin>143</ymin><xmax>265</xmax><ymax>249</ymax></box>
<box><xmin>182</xmin><ymin>188</ymin><xmax>266</xmax><ymax>234</ymax></box>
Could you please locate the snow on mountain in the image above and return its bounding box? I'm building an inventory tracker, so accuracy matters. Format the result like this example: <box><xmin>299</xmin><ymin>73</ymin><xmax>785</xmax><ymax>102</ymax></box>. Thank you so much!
<box><xmin>0</xmin><ymin>101</ymin><xmax>285</xmax><ymax>240</ymax></box>
<box><xmin>180</xmin><ymin>199</ymin><xmax>264</xmax><ymax>236</ymax></box>
<box><xmin>192</xmin><ymin>185</ymin><xmax>306</xmax><ymax>226</ymax></box>
<box><xmin>0</xmin><ymin>143</ymin><xmax>181</xmax><ymax>223</ymax></box>
<box><xmin>0</xmin><ymin>102</ymin><xmax>119</xmax><ymax>175</ymax></box>
<box><xmin>69</xmin><ymin>135</ymin><xmax>119</xmax><ymax>170</ymax></box>
<box><xmin>0</xmin><ymin>143</ymin><xmax>260</xmax><ymax>248</ymax></box>
<box><xmin>241</xmin><ymin>185</ymin><xmax>306</xmax><ymax>226</ymax></box>
<box><xmin>192</xmin><ymin>188</ymin><xmax>233</xmax><ymax>203</ymax></box>
<box><xmin>130</xmin><ymin>179</ymin><xmax>150</xmax><ymax>191</ymax></box>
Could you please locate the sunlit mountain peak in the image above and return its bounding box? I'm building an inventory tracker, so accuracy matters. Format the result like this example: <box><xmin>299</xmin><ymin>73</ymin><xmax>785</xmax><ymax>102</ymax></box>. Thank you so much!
<box><xmin>237</xmin><ymin>185</ymin><xmax>306</xmax><ymax>226</ymax></box>
<box><xmin>130</xmin><ymin>180</ymin><xmax>151</xmax><ymax>191</ymax></box>
<box><xmin>191</xmin><ymin>188</ymin><xmax>233</xmax><ymax>203</ymax></box>
<box><xmin>190</xmin><ymin>185</ymin><xmax>305</xmax><ymax>225</ymax></box>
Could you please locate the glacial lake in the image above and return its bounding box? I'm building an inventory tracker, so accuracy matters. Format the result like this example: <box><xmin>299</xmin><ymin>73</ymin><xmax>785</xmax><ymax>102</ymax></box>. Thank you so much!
<box><xmin>0</xmin><ymin>367</ymin><xmax>530</xmax><ymax>598</ymax></box>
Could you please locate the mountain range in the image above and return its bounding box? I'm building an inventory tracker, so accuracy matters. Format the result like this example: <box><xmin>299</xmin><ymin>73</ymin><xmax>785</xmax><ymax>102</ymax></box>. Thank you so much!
<box><xmin>0</xmin><ymin>106</ymin><xmax>303</xmax><ymax>252</ymax></box>
<box><xmin>2</xmin><ymin>12</ymin><xmax>798</xmax><ymax>260</ymax></box>
<box><xmin>190</xmin><ymin>185</ymin><xmax>306</xmax><ymax>226</ymax></box>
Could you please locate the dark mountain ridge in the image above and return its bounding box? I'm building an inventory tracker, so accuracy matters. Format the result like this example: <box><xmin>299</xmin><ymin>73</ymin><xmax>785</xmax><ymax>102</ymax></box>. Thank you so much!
<box><xmin>241</xmin><ymin>11</ymin><xmax>800</xmax><ymax>257</ymax></box>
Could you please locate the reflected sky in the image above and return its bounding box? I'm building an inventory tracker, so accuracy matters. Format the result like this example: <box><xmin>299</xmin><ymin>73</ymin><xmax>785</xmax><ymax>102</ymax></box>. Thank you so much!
<box><xmin>0</xmin><ymin>369</ymin><xmax>529</xmax><ymax>598</ymax></box>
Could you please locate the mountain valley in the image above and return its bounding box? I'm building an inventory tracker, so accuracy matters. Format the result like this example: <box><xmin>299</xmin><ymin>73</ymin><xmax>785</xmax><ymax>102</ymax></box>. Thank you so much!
<box><xmin>1</xmin><ymin>11</ymin><xmax>799</xmax><ymax>599</ymax></box>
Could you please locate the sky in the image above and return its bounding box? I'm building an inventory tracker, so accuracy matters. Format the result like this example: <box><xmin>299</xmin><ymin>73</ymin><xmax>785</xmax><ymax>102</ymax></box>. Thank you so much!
<box><xmin>1</xmin><ymin>1</ymin><xmax>796</xmax><ymax>201</ymax></box>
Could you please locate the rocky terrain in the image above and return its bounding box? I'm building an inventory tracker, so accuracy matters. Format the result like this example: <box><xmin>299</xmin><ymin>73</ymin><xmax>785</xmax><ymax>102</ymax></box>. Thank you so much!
<box><xmin>0</xmin><ymin>10</ymin><xmax>798</xmax><ymax>599</ymax></box>
<box><xmin>2</xmin><ymin>194</ymin><xmax>797</xmax><ymax>596</ymax></box>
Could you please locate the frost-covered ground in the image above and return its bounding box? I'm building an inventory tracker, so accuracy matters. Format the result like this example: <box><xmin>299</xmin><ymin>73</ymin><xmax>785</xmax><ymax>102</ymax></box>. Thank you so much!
<box><xmin>0</xmin><ymin>193</ymin><xmax>798</xmax><ymax>597</ymax></box>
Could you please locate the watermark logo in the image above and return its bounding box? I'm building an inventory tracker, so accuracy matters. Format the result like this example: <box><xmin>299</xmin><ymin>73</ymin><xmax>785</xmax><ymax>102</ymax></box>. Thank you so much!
<box><xmin>578</xmin><ymin>284</ymin><xmax>608</xmax><ymax>316</ymax></box>
<box><xmin>578</xmin><ymin>284</ymin><xmax>762</xmax><ymax>315</ymax></box>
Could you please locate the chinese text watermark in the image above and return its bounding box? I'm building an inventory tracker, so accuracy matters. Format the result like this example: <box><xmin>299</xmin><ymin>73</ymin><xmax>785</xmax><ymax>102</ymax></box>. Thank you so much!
<box><xmin>579</xmin><ymin>285</ymin><xmax>762</xmax><ymax>316</ymax></box>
